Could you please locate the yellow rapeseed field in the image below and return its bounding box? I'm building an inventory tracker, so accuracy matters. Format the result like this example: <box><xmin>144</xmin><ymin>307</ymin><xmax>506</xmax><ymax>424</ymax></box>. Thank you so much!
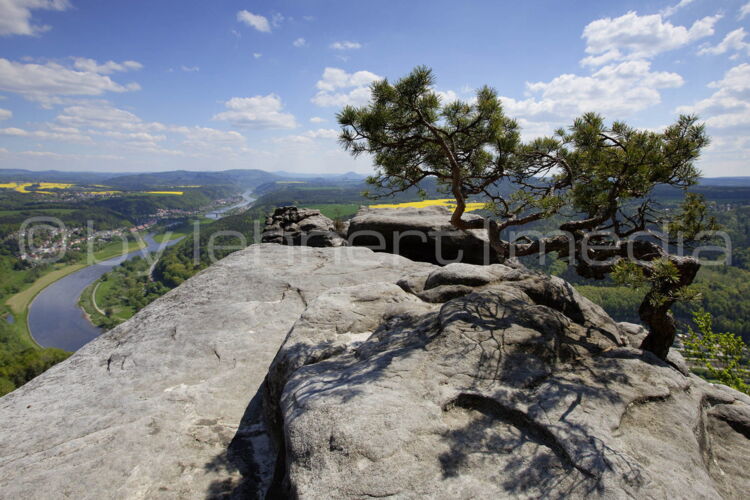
<box><xmin>370</xmin><ymin>198</ymin><xmax>487</xmax><ymax>212</ymax></box>
<box><xmin>0</xmin><ymin>181</ymin><xmax>74</xmax><ymax>193</ymax></box>
<box><xmin>145</xmin><ymin>191</ymin><xmax>184</xmax><ymax>195</ymax></box>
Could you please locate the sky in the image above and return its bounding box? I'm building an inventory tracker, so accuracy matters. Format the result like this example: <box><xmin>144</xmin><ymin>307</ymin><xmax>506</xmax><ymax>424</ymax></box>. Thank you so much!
<box><xmin>0</xmin><ymin>0</ymin><xmax>748</xmax><ymax>176</ymax></box>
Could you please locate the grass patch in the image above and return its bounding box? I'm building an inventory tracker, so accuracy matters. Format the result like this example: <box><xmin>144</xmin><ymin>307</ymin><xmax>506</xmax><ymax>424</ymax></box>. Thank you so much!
<box><xmin>5</xmin><ymin>264</ymin><xmax>86</xmax><ymax>316</ymax></box>
<box><xmin>306</xmin><ymin>203</ymin><xmax>363</xmax><ymax>219</ymax></box>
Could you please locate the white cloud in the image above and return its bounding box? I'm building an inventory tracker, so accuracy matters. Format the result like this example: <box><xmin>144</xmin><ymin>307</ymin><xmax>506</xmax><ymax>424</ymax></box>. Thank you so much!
<box><xmin>72</xmin><ymin>57</ymin><xmax>142</xmax><ymax>74</ymax></box>
<box><xmin>502</xmin><ymin>60</ymin><xmax>683</xmax><ymax>129</ymax></box>
<box><xmin>0</xmin><ymin>108</ymin><xmax>11</xmax><ymax>120</ymax></box>
<box><xmin>677</xmin><ymin>63</ymin><xmax>750</xmax><ymax>175</ymax></box>
<box><xmin>180</xmin><ymin>65</ymin><xmax>199</xmax><ymax>72</ymax></box>
<box><xmin>237</xmin><ymin>10</ymin><xmax>271</xmax><ymax>33</ymax></box>
<box><xmin>581</xmin><ymin>11</ymin><xmax>720</xmax><ymax>66</ymax></box>
<box><xmin>0</xmin><ymin>98</ymin><xmax>264</xmax><ymax>169</ymax></box>
<box><xmin>697</xmin><ymin>28</ymin><xmax>750</xmax><ymax>57</ymax></box>
<box><xmin>213</xmin><ymin>94</ymin><xmax>297</xmax><ymax>129</ymax></box>
<box><xmin>0</xmin><ymin>58</ymin><xmax>141</xmax><ymax>102</ymax></box>
<box><xmin>315</xmin><ymin>68</ymin><xmax>380</xmax><ymax>91</ymax></box>
<box><xmin>292</xmin><ymin>37</ymin><xmax>307</xmax><ymax>47</ymax></box>
<box><xmin>660</xmin><ymin>0</ymin><xmax>696</xmax><ymax>18</ymax></box>
<box><xmin>434</xmin><ymin>89</ymin><xmax>460</xmax><ymax>103</ymax></box>
<box><xmin>677</xmin><ymin>63</ymin><xmax>750</xmax><ymax>128</ymax></box>
<box><xmin>92</xmin><ymin>129</ymin><xmax>166</xmax><ymax>143</ymax></box>
<box><xmin>56</xmin><ymin>101</ymin><xmax>161</xmax><ymax>131</ymax></box>
<box><xmin>312</xmin><ymin>67</ymin><xmax>381</xmax><ymax>107</ymax></box>
<box><xmin>305</xmin><ymin>128</ymin><xmax>338</xmax><ymax>139</ymax></box>
<box><xmin>0</xmin><ymin>0</ymin><xmax>70</xmax><ymax>36</ymax></box>
<box><xmin>274</xmin><ymin>128</ymin><xmax>339</xmax><ymax>144</ymax></box>
<box><xmin>330</xmin><ymin>40</ymin><xmax>362</xmax><ymax>50</ymax></box>
<box><xmin>253</xmin><ymin>52</ymin><xmax>262</xmax><ymax>59</ymax></box>
<box><xmin>0</xmin><ymin>124</ymin><xmax>92</xmax><ymax>143</ymax></box>
<box><xmin>740</xmin><ymin>2</ymin><xmax>750</xmax><ymax>20</ymax></box>
<box><xmin>309</xmin><ymin>116</ymin><xmax>325</xmax><ymax>123</ymax></box>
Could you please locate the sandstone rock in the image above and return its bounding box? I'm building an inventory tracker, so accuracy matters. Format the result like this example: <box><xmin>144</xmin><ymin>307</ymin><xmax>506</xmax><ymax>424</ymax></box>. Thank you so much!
<box><xmin>261</xmin><ymin>206</ymin><xmax>346</xmax><ymax>247</ymax></box>
<box><xmin>266</xmin><ymin>259</ymin><xmax>750</xmax><ymax>499</ymax></box>
<box><xmin>2</xmin><ymin>243</ymin><xmax>748</xmax><ymax>500</ymax></box>
<box><xmin>347</xmin><ymin>205</ymin><xmax>499</xmax><ymax>265</ymax></box>
<box><xmin>0</xmin><ymin>245</ymin><xmax>433</xmax><ymax>499</ymax></box>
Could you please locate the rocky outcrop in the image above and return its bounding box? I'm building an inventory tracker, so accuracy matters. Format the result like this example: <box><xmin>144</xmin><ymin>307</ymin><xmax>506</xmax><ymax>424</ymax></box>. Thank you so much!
<box><xmin>1</xmin><ymin>245</ymin><xmax>748</xmax><ymax>499</ymax></box>
<box><xmin>0</xmin><ymin>245</ymin><xmax>432</xmax><ymax>499</ymax></box>
<box><xmin>347</xmin><ymin>205</ymin><xmax>500</xmax><ymax>265</ymax></box>
<box><xmin>267</xmin><ymin>262</ymin><xmax>750</xmax><ymax>499</ymax></box>
<box><xmin>261</xmin><ymin>206</ymin><xmax>346</xmax><ymax>247</ymax></box>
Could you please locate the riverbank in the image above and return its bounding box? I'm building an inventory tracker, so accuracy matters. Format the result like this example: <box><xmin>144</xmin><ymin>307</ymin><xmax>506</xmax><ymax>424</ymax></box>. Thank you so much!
<box><xmin>78</xmin><ymin>259</ymin><xmax>156</xmax><ymax>330</ymax></box>
<box><xmin>3</xmin><ymin>238</ymin><xmax>146</xmax><ymax>349</ymax></box>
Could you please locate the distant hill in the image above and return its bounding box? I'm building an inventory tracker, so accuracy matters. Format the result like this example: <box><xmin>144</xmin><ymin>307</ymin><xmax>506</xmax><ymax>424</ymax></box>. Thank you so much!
<box><xmin>103</xmin><ymin>169</ymin><xmax>280</xmax><ymax>190</ymax></box>
<box><xmin>699</xmin><ymin>177</ymin><xmax>750</xmax><ymax>187</ymax></box>
<box><xmin>0</xmin><ymin>169</ymin><xmax>118</xmax><ymax>184</ymax></box>
<box><xmin>273</xmin><ymin>170</ymin><xmax>366</xmax><ymax>180</ymax></box>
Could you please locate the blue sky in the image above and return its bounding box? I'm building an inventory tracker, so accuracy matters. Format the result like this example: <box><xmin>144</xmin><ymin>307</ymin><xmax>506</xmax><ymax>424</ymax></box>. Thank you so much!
<box><xmin>0</xmin><ymin>0</ymin><xmax>748</xmax><ymax>176</ymax></box>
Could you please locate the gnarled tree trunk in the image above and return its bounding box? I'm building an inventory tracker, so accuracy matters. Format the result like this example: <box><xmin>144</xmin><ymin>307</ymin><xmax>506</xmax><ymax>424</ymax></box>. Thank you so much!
<box><xmin>638</xmin><ymin>256</ymin><xmax>700</xmax><ymax>359</ymax></box>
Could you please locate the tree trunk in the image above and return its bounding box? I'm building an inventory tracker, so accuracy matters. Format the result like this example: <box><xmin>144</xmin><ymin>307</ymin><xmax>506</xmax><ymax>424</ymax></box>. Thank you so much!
<box><xmin>638</xmin><ymin>256</ymin><xmax>700</xmax><ymax>359</ymax></box>
<box><xmin>638</xmin><ymin>297</ymin><xmax>677</xmax><ymax>360</ymax></box>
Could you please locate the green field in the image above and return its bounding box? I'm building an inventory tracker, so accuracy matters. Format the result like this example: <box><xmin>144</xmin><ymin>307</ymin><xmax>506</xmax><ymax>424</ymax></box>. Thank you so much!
<box><xmin>306</xmin><ymin>203</ymin><xmax>363</xmax><ymax>219</ymax></box>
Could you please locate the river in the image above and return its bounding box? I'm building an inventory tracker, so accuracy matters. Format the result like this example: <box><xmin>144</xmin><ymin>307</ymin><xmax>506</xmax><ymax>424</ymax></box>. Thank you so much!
<box><xmin>204</xmin><ymin>189</ymin><xmax>256</xmax><ymax>219</ymax></box>
<box><xmin>27</xmin><ymin>234</ymin><xmax>182</xmax><ymax>351</ymax></box>
<box><xmin>28</xmin><ymin>190</ymin><xmax>256</xmax><ymax>351</ymax></box>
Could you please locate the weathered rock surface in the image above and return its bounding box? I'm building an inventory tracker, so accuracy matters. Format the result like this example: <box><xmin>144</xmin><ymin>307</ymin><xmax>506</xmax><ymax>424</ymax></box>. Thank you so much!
<box><xmin>261</xmin><ymin>206</ymin><xmax>346</xmax><ymax>247</ymax></box>
<box><xmin>347</xmin><ymin>205</ymin><xmax>500</xmax><ymax>265</ymax></box>
<box><xmin>267</xmin><ymin>262</ymin><xmax>750</xmax><ymax>499</ymax></box>
<box><xmin>0</xmin><ymin>245</ymin><xmax>432</xmax><ymax>499</ymax></box>
<box><xmin>2</xmin><ymin>244</ymin><xmax>749</xmax><ymax>499</ymax></box>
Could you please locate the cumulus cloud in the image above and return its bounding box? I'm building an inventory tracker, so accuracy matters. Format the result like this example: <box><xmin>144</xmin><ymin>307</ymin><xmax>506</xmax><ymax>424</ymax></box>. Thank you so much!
<box><xmin>213</xmin><ymin>94</ymin><xmax>297</xmax><ymax>129</ymax></box>
<box><xmin>697</xmin><ymin>28</ymin><xmax>750</xmax><ymax>57</ymax></box>
<box><xmin>72</xmin><ymin>57</ymin><xmax>142</xmax><ymax>74</ymax></box>
<box><xmin>312</xmin><ymin>67</ymin><xmax>381</xmax><ymax>107</ymax></box>
<box><xmin>0</xmin><ymin>108</ymin><xmax>11</xmax><ymax>120</ymax></box>
<box><xmin>676</xmin><ymin>63</ymin><xmax>750</xmax><ymax>175</ymax></box>
<box><xmin>330</xmin><ymin>40</ymin><xmax>361</xmax><ymax>50</ymax></box>
<box><xmin>501</xmin><ymin>60</ymin><xmax>683</xmax><ymax>134</ymax></box>
<box><xmin>0</xmin><ymin>58</ymin><xmax>141</xmax><ymax>103</ymax></box>
<box><xmin>581</xmin><ymin>11</ymin><xmax>720</xmax><ymax>66</ymax></box>
<box><xmin>180</xmin><ymin>65</ymin><xmax>199</xmax><ymax>72</ymax></box>
<box><xmin>0</xmin><ymin>0</ymin><xmax>70</xmax><ymax>36</ymax></box>
<box><xmin>0</xmin><ymin>96</ymin><xmax>260</xmax><ymax>168</ymax></box>
<box><xmin>740</xmin><ymin>2</ymin><xmax>750</xmax><ymax>20</ymax></box>
<box><xmin>237</xmin><ymin>10</ymin><xmax>271</xmax><ymax>33</ymax></box>
<box><xmin>309</xmin><ymin>116</ymin><xmax>325</xmax><ymax>123</ymax></box>
<box><xmin>293</xmin><ymin>37</ymin><xmax>306</xmax><ymax>47</ymax></box>
<box><xmin>677</xmin><ymin>63</ymin><xmax>750</xmax><ymax>128</ymax></box>
<box><xmin>434</xmin><ymin>89</ymin><xmax>460</xmax><ymax>103</ymax></box>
